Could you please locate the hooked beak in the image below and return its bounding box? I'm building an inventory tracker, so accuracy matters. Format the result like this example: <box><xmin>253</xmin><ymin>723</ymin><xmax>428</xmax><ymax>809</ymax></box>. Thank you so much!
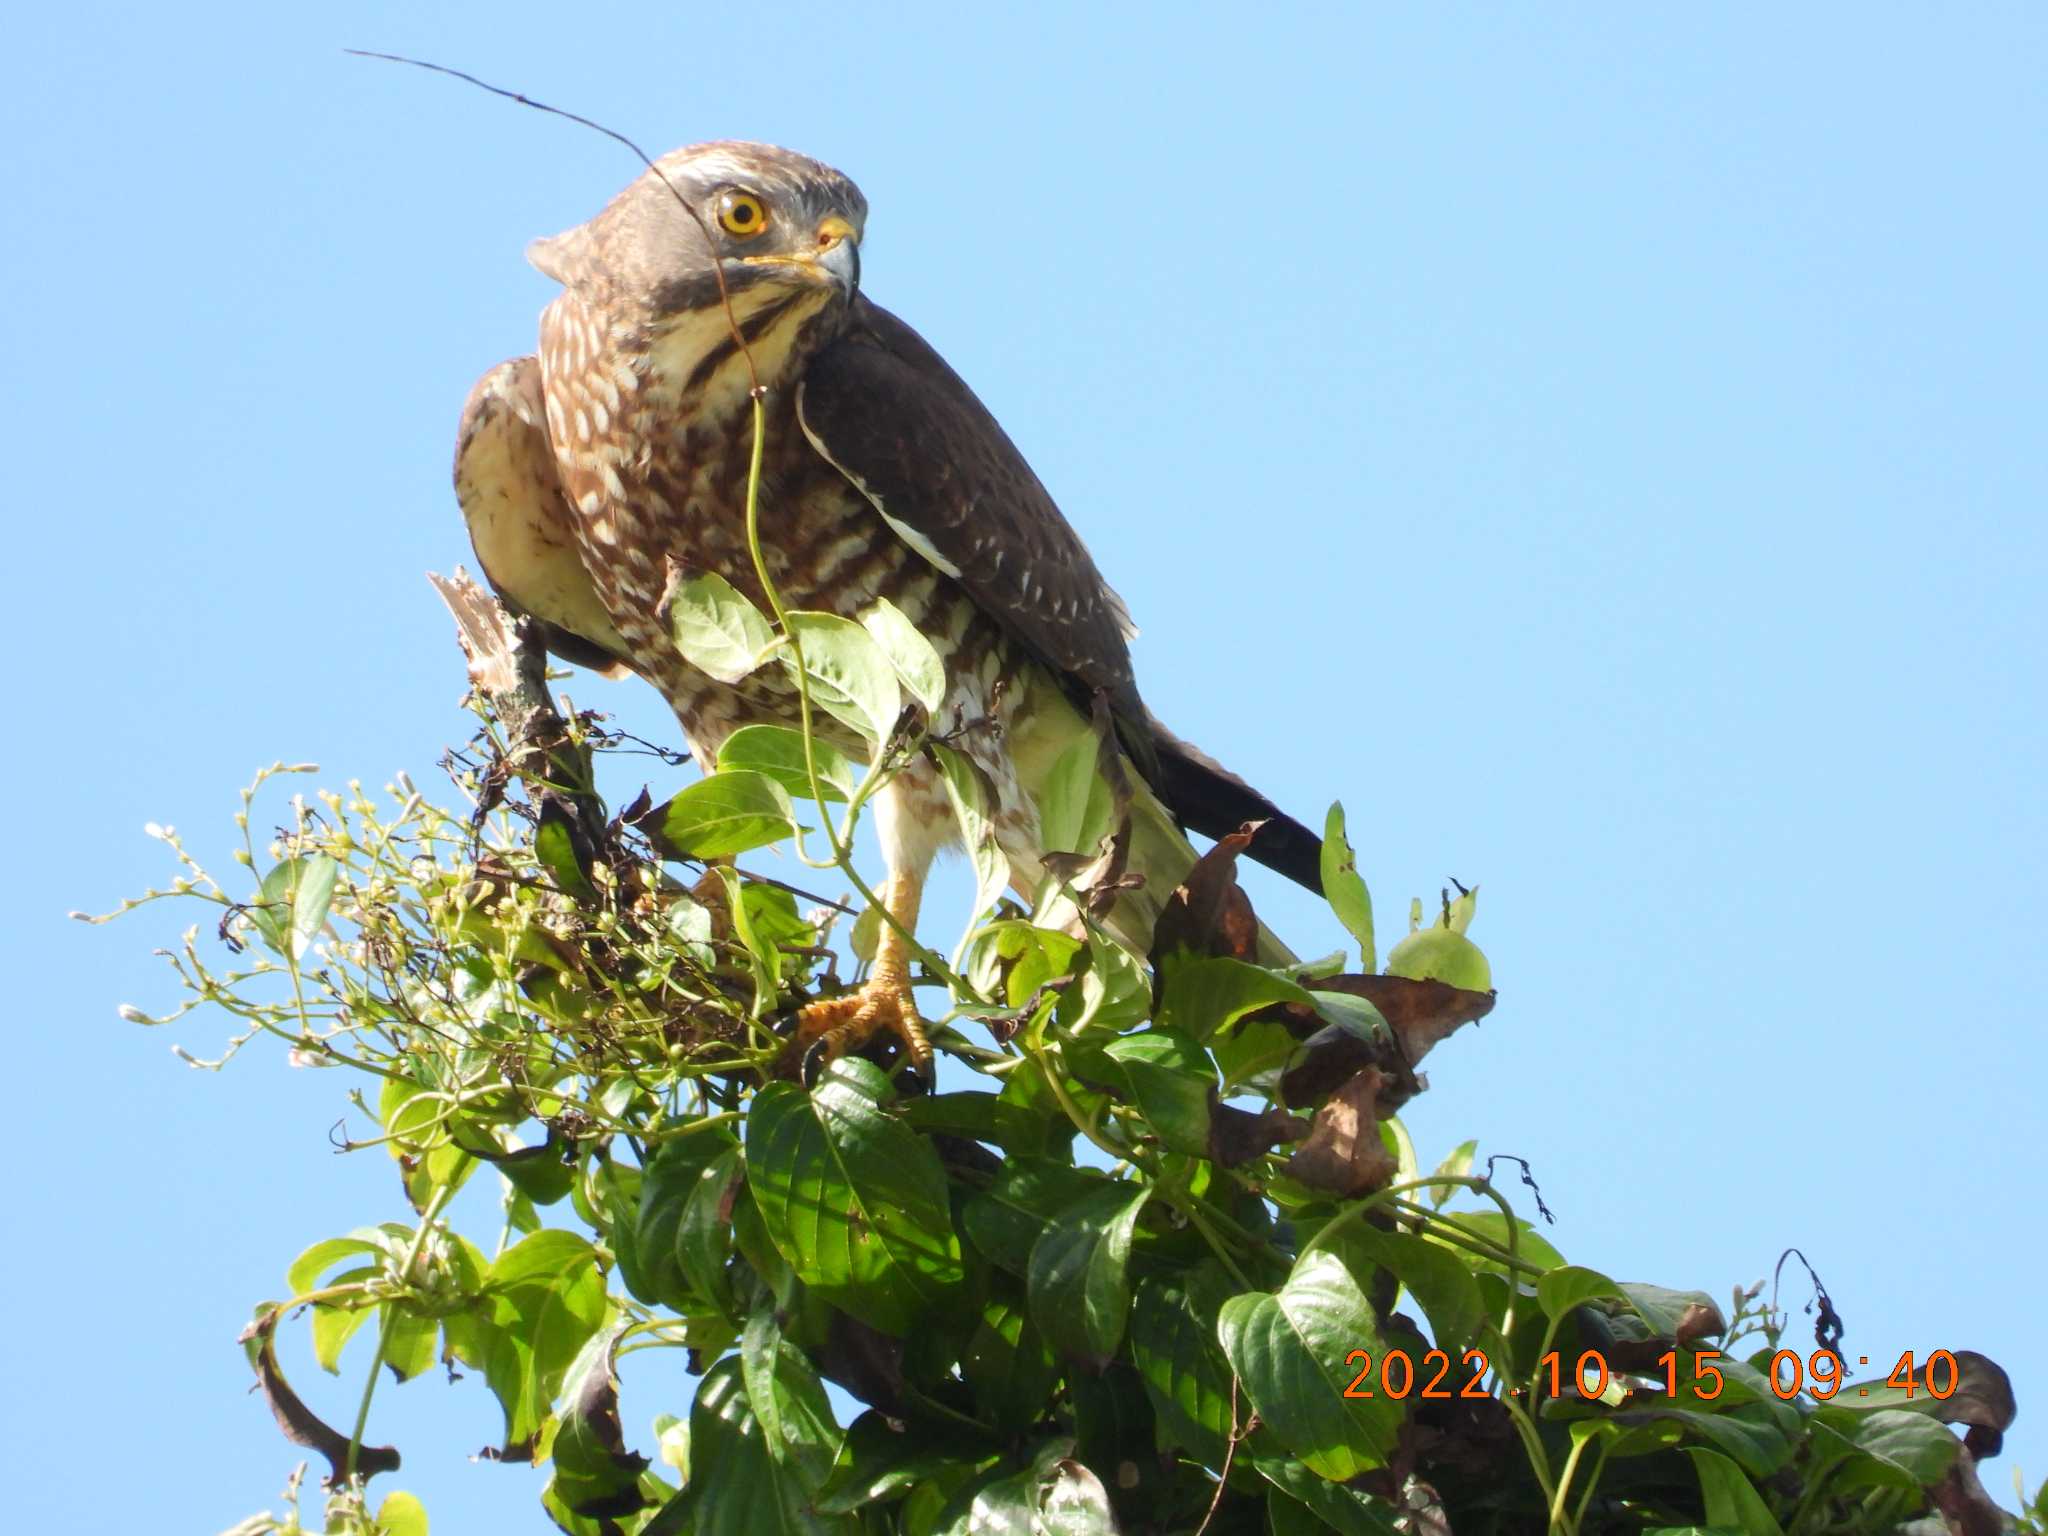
<box><xmin>813</xmin><ymin>214</ymin><xmax>860</xmax><ymax>294</ymax></box>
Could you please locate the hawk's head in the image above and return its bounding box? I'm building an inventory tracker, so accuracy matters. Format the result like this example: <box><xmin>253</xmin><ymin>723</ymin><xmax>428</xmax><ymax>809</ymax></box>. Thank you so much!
<box><xmin>529</xmin><ymin>140</ymin><xmax>866</xmax><ymax>335</ymax></box>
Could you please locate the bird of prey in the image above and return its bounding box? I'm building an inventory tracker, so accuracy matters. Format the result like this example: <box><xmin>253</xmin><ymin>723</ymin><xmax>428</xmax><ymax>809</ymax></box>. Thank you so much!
<box><xmin>455</xmin><ymin>140</ymin><xmax>1322</xmax><ymax>1077</ymax></box>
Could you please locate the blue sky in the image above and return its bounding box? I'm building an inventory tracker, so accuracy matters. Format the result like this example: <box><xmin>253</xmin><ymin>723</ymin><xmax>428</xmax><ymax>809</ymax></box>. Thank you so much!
<box><xmin>6</xmin><ymin>2</ymin><xmax>2043</xmax><ymax>1528</ymax></box>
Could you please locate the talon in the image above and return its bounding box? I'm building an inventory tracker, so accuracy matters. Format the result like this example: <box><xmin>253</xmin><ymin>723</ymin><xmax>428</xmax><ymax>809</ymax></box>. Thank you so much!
<box><xmin>784</xmin><ymin>968</ymin><xmax>930</xmax><ymax>1084</ymax></box>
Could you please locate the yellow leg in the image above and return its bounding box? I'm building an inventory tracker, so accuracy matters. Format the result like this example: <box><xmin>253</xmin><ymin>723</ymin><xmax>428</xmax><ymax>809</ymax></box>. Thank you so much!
<box><xmin>787</xmin><ymin>870</ymin><xmax>932</xmax><ymax>1083</ymax></box>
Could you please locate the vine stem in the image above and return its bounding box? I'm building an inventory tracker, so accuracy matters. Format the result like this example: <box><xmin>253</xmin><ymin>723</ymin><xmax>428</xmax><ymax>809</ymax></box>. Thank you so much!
<box><xmin>346</xmin><ymin>1176</ymin><xmax>461</xmax><ymax>1483</ymax></box>
<box><xmin>735</xmin><ymin>392</ymin><xmax>985</xmax><ymax>1007</ymax></box>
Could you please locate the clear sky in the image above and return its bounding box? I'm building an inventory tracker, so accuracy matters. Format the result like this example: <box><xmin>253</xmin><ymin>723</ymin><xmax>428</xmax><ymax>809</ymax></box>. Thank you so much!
<box><xmin>6</xmin><ymin>2</ymin><xmax>2043</xmax><ymax>1528</ymax></box>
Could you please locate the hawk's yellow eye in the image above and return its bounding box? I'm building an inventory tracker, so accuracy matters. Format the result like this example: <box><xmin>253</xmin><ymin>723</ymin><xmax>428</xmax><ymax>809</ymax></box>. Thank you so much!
<box><xmin>717</xmin><ymin>192</ymin><xmax>769</xmax><ymax>238</ymax></box>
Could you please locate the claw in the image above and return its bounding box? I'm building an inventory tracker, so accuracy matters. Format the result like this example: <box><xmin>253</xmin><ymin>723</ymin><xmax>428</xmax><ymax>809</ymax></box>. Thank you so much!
<box><xmin>786</xmin><ymin>970</ymin><xmax>931</xmax><ymax>1086</ymax></box>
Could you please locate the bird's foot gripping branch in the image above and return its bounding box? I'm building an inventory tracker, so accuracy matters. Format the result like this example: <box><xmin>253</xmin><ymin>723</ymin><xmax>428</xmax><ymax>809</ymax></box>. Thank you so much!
<box><xmin>102</xmin><ymin>594</ymin><xmax>2032</xmax><ymax>1536</ymax></box>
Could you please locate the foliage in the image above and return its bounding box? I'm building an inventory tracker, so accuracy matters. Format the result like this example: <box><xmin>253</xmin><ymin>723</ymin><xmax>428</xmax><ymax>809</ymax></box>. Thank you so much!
<box><xmin>101</xmin><ymin>397</ymin><xmax>2029</xmax><ymax>1536</ymax></box>
<box><xmin>104</xmin><ymin>657</ymin><xmax>2031</xmax><ymax>1536</ymax></box>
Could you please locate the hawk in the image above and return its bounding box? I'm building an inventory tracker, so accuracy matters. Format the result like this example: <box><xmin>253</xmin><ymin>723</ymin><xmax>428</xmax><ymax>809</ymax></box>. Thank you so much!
<box><xmin>455</xmin><ymin>141</ymin><xmax>1322</xmax><ymax>1076</ymax></box>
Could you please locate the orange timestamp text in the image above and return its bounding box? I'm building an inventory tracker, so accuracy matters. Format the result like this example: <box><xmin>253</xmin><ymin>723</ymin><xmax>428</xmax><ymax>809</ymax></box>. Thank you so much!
<box><xmin>1342</xmin><ymin>1347</ymin><xmax>1965</xmax><ymax>1403</ymax></box>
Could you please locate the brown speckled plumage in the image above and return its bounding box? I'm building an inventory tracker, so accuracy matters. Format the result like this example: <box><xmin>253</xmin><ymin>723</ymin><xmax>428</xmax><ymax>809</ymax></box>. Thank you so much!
<box><xmin>453</xmin><ymin>142</ymin><xmax>1323</xmax><ymax>1065</ymax></box>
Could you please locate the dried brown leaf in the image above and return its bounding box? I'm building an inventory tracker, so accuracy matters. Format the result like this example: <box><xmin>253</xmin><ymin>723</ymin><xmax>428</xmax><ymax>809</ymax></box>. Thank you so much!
<box><xmin>1287</xmin><ymin>1069</ymin><xmax>1398</xmax><ymax>1196</ymax></box>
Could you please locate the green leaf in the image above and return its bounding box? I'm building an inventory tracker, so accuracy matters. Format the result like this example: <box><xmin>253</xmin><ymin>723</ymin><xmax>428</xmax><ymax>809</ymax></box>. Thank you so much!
<box><xmin>1217</xmin><ymin>1251</ymin><xmax>1401</xmax><ymax>1481</ymax></box>
<box><xmin>249</xmin><ymin>854</ymin><xmax>338</xmax><ymax>963</ymax></box>
<box><xmin>1809</xmin><ymin>1407</ymin><xmax>1960</xmax><ymax>1492</ymax></box>
<box><xmin>666</xmin><ymin>568</ymin><xmax>775</xmax><ymax>684</ymax></box>
<box><xmin>817</xmin><ymin>1410</ymin><xmax>994</xmax><ymax>1514</ymax></box>
<box><xmin>1426</xmin><ymin>1140</ymin><xmax>1477</xmax><ymax>1209</ymax></box>
<box><xmin>861</xmin><ymin>597</ymin><xmax>947</xmax><ymax>715</ymax></box>
<box><xmin>288</xmin><ymin>1234</ymin><xmax>383</xmax><ymax>1297</ymax></box>
<box><xmin>1088</xmin><ymin>1030</ymin><xmax>1216</xmax><ymax>1158</ymax></box>
<box><xmin>665</xmin><ymin>1357</ymin><xmax>858</xmax><ymax>1536</ymax></box>
<box><xmin>1159</xmin><ymin>956</ymin><xmax>1315</xmax><ymax>1043</ymax></box>
<box><xmin>740</xmin><ymin>1305</ymin><xmax>843</xmax><ymax>1488</ymax></box>
<box><xmin>963</xmin><ymin>1291</ymin><xmax>1060</xmax><ymax>1437</ymax></box>
<box><xmin>373</xmin><ymin>1491</ymin><xmax>430</xmax><ymax>1536</ymax></box>
<box><xmin>1027</xmin><ymin>1180</ymin><xmax>1151</xmax><ymax>1366</ymax></box>
<box><xmin>963</xmin><ymin>1159</ymin><xmax>1109</xmax><ymax>1275</ymax></box>
<box><xmin>1035</xmin><ymin>732</ymin><xmax>1118</xmax><ymax>857</ymax></box>
<box><xmin>1685</xmin><ymin>1447</ymin><xmax>1786</xmax><ymax>1535</ymax></box>
<box><xmin>472</xmin><ymin>1229</ymin><xmax>608</xmax><ymax>1451</ymax></box>
<box><xmin>382</xmin><ymin>1306</ymin><xmax>440</xmax><ymax>1383</ymax></box>
<box><xmin>659</xmin><ymin>771</ymin><xmax>799</xmax><ymax>859</ymax></box>
<box><xmin>901</xmin><ymin>1091</ymin><xmax>1060</xmax><ymax>1157</ymax></box>
<box><xmin>782</xmin><ymin>610</ymin><xmax>903</xmax><ymax>744</ymax></box>
<box><xmin>745</xmin><ymin>1059</ymin><xmax>964</xmax><ymax>1334</ymax></box>
<box><xmin>1605</xmin><ymin>1401</ymin><xmax>1794</xmax><ymax>1478</ymax></box>
<box><xmin>310</xmin><ymin>1279</ymin><xmax>378</xmax><ymax>1372</ymax></box>
<box><xmin>534</xmin><ymin>808</ymin><xmax>599</xmax><ymax>904</ymax></box>
<box><xmin>717</xmin><ymin>723</ymin><xmax>857</xmax><ymax>804</ymax></box>
<box><xmin>1257</xmin><ymin>1456</ymin><xmax>1402</xmax><ymax>1535</ymax></box>
<box><xmin>1129</xmin><ymin>1269</ymin><xmax>1239</xmax><ymax>1462</ymax></box>
<box><xmin>1315</xmin><ymin>1226</ymin><xmax>1487</xmax><ymax>1359</ymax></box>
<box><xmin>1537</xmin><ymin>1264</ymin><xmax>1625</xmax><ymax>1321</ymax></box>
<box><xmin>631</xmin><ymin>1127</ymin><xmax>740</xmax><ymax>1313</ymax></box>
<box><xmin>930</xmin><ymin>743</ymin><xmax>1011</xmax><ymax>924</ymax></box>
<box><xmin>1428</xmin><ymin>1210</ymin><xmax>1567</xmax><ymax>1277</ymax></box>
<box><xmin>1319</xmin><ymin>803</ymin><xmax>1375</xmax><ymax>973</ymax></box>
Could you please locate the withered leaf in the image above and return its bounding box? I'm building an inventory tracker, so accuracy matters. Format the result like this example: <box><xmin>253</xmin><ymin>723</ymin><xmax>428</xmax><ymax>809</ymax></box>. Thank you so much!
<box><xmin>1287</xmin><ymin>1069</ymin><xmax>1398</xmax><ymax>1196</ymax></box>
<box><xmin>1207</xmin><ymin>1090</ymin><xmax>1309</xmax><ymax>1168</ymax></box>
<box><xmin>1308</xmin><ymin>973</ymin><xmax>1494</xmax><ymax>1064</ymax></box>
<box><xmin>239</xmin><ymin>1309</ymin><xmax>401</xmax><ymax>1487</ymax></box>
<box><xmin>1149</xmin><ymin>823</ymin><xmax>1264</xmax><ymax>973</ymax></box>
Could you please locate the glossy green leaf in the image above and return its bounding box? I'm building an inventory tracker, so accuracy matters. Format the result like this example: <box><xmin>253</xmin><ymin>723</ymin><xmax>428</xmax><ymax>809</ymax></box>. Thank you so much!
<box><xmin>249</xmin><ymin>854</ymin><xmax>337</xmax><ymax>963</ymax></box>
<box><xmin>1810</xmin><ymin>1407</ymin><xmax>1960</xmax><ymax>1492</ymax></box>
<box><xmin>663</xmin><ymin>1357</ymin><xmax>858</xmax><ymax>1536</ymax></box>
<box><xmin>963</xmin><ymin>1158</ymin><xmax>1109</xmax><ymax>1275</ymax></box>
<box><xmin>473</xmin><ymin>1229</ymin><xmax>608</xmax><ymax>1451</ymax></box>
<box><xmin>931</xmin><ymin>742</ymin><xmax>1011</xmax><ymax>923</ymax></box>
<box><xmin>862</xmin><ymin>597</ymin><xmax>947</xmax><ymax>715</ymax></box>
<box><xmin>658</xmin><ymin>771</ymin><xmax>799</xmax><ymax>859</ymax></box>
<box><xmin>1685</xmin><ymin>1447</ymin><xmax>1786</xmax><ymax>1535</ymax></box>
<box><xmin>1217</xmin><ymin>1251</ymin><xmax>1401</xmax><ymax>1481</ymax></box>
<box><xmin>1314</xmin><ymin>1225</ymin><xmax>1487</xmax><ymax>1358</ymax></box>
<box><xmin>816</xmin><ymin>1411</ymin><xmax>994</xmax><ymax>1515</ymax></box>
<box><xmin>1258</xmin><ymin>1455</ymin><xmax>1402</xmax><ymax>1536</ymax></box>
<box><xmin>1129</xmin><ymin>1270</ymin><xmax>1239</xmax><ymax>1462</ymax></box>
<box><xmin>1604</xmin><ymin>1400</ymin><xmax>1794</xmax><ymax>1478</ymax></box>
<box><xmin>1034</xmin><ymin>731</ymin><xmax>1118</xmax><ymax>858</ymax></box>
<box><xmin>1537</xmin><ymin>1264</ymin><xmax>1625</xmax><ymax>1321</ymax></box>
<box><xmin>310</xmin><ymin>1278</ymin><xmax>378</xmax><ymax>1372</ymax></box>
<box><xmin>533</xmin><ymin>808</ymin><xmax>598</xmax><ymax>904</ymax></box>
<box><xmin>963</xmin><ymin>1291</ymin><xmax>1060</xmax><ymax>1436</ymax></box>
<box><xmin>1319</xmin><ymin>803</ymin><xmax>1376</xmax><ymax>973</ymax></box>
<box><xmin>783</xmin><ymin>610</ymin><xmax>902</xmax><ymax>744</ymax></box>
<box><xmin>741</xmin><ymin>1305</ymin><xmax>842</xmax><ymax>1488</ymax></box>
<box><xmin>717</xmin><ymin>723</ymin><xmax>857</xmax><ymax>804</ymax></box>
<box><xmin>666</xmin><ymin>568</ymin><xmax>775</xmax><ymax>684</ymax></box>
<box><xmin>1426</xmin><ymin>1139</ymin><xmax>1477</xmax><ymax>1209</ymax></box>
<box><xmin>1160</xmin><ymin>956</ymin><xmax>1316</xmax><ymax>1043</ymax></box>
<box><xmin>632</xmin><ymin>1127</ymin><xmax>740</xmax><ymax>1313</ymax></box>
<box><xmin>288</xmin><ymin>1234</ymin><xmax>383</xmax><ymax>1297</ymax></box>
<box><xmin>1089</xmin><ymin>1029</ymin><xmax>1215</xmax><ymax>1157</ymax></box>
<box><xmin>1427</xmin><ymin>1210</ymin><xmax>1567</xmax><ymax>1277</ymax></box>
<box><xmin>745</xmin><ymin>1059</ymin><xmax>964</xmax><ymax>1334</ymax></box>
<box><xmin>382</xmin><ymin>1305</ymin><xmax>440</xmax><ymax>1383</ymax></box>
<box><xmin>1027</xmin><ymin>1180</ymin><xmax>1150</xmax><ymax>1365</ymax></box>
<box><xmin>901</xmin><ymin>1091</ymin><xmax>1059</xmax><ymax>1156</ymax></box>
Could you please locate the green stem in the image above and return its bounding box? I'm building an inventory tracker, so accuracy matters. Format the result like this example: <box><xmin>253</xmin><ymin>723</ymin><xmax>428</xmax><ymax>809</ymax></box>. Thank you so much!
<box><xmin>346</xmin><ymin>1175</ymin><xmax>460</xmax><ymax>1483</ymax></box>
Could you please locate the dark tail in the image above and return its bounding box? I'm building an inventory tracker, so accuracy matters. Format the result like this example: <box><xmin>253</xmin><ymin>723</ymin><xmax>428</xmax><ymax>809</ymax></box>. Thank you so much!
<box><xmin>1148</xmin><ymin>720</ymin><xmax>1325</xmax><ymax>894</ymax></box>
